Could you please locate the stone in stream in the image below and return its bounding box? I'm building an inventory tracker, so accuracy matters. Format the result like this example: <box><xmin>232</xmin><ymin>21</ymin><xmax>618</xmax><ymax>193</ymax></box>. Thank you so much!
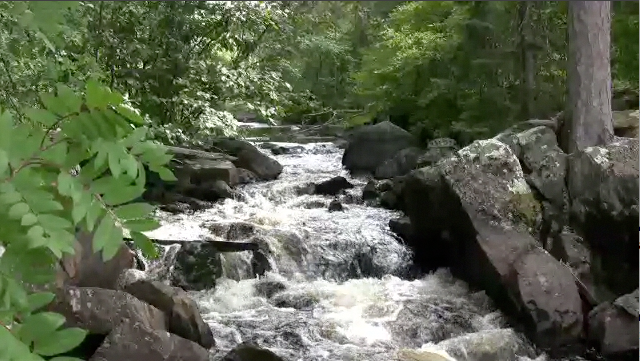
<box><xmin>400</xmin><ymin>138</ymin><xmax>584</xmax><ymax>356</ymax></box>
<box><xmin>207</xmin><ymin>138</ymin><xmax>283</xmax><ymax>180</ymax></box>
<box><xmin>341</xmin><ymin>120</ymin><xmax>417</xmax><ymax>174</ymax></box>
<box><xmin>89</xmin><ymin>321</ymin><xmax>209</xmax><ymax>361</ymax></box>
<box><xmin>327</xmin><ymin>199</ymin><xmax>344</xmax><ymax>212</ymax></box>
<box><xmin>221</xmin><ymin>342</ymin><xmax>285</xmax><ymax>361</ymax></box>
<box><xmin>314</xmin><ymin>175</ymin><xmax>354</xmax><ymax>196</ymax></box>
<box><xmin>122</xmin><ymin>279</ymin><xmax>215</xmax><ymax>349</ymax></box>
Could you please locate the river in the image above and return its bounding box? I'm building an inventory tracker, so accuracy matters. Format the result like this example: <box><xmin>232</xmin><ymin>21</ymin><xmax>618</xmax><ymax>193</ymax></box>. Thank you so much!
<box><xmin>144</xmin><ymin>140</ymin><xmax>583</xmax><ymax>361</ymax></box>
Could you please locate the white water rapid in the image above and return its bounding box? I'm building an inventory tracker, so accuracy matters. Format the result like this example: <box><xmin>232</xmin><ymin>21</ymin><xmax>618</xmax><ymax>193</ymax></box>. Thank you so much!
<box><xmin>143</xmin><ymin>141</ymin><xmax>585</xmax><ymax>361</ymax></box>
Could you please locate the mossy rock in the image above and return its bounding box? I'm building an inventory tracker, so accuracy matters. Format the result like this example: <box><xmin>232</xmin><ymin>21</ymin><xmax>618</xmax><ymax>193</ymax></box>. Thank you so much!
<box><xmin>507</xmin><ymin>191</ymin><xmax>542</xmax><ymax>233</ymax></box>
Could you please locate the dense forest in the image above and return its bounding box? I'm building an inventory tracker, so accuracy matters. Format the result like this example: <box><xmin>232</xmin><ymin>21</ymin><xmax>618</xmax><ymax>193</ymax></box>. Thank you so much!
<box><xmin>0</xmin><ymin>1</ymin><xmax>637</xmax><ymax>359</ymax></box>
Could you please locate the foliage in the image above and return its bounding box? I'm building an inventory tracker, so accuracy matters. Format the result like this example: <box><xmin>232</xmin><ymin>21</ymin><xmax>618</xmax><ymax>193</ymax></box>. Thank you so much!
<box><xmin>0</xmin><ymin>2</ymin><xmax>175</xmax><ymax>359</ymax></box>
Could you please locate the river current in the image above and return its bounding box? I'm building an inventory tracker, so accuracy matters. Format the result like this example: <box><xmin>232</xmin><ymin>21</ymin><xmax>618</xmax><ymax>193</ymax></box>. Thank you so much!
<box><xmin>144</xmin><ymin>140</ymin><xmax>583</xmax><ymax>361</ymax></box>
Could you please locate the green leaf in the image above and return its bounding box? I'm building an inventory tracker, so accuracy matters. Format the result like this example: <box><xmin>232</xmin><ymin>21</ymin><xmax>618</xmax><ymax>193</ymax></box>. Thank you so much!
<box><xmin>33</xmin><ymin>327</ymin><xmax>88</xmax><ymax>356</ymax></box>
<box><xmin>50</xmin><ymin>357</ymin><xmax>85</xmax><ymax>361</ymax></box>
<box><xmin>107</xmin><ymin>147</ymin><xmax>122</xmax><ymax>178</ymax></box>
<box><xmin>8</xmin><ymin>203</ymin><xmax>30</xmax><ymax>220</ymax></box>
<box><xmin>114</xmin><ymin>104</ymin><xmax>144</xmax><ymax>125</ymax></box>
<box><xmin>84</xmin><ymin>200</ymin><xmax>104</xmax><ymax>231</ymax></box>
<box><xmin>130</xmin><ymin>231</ymin><xmax>158</xmax><ymax>259</ymax></box>
<box><xmin>71</xmin><ymin>192</ymin><xmax>91</xmax><ymax>224</ymax></box>
<box><xmin>57</xmin><ymin>172</ymin><xmax>75</xmax><ymax>197</ymax></box>
<box><xmin>24</xmin><ymin>108</ymin><xmax>59</xmax><ymax>127</ymax></box>
<box><xmin>114</xmin><ymin>203</ymin><xmax>155</xmax><ymax>220</ymax></box>
<box><xmin>37</xmin><ymin>214</ymin><xmax>73</xmax><ymax>230</ymax></box>
<box><xmin>18</xmin><ymin>311</ymin><xmax>66</xmax><ymax>344</ymax></box>
<box><xmin>156</xmin><ymin>166</ymin><xmax>177</xmax><ymax>181</ymax></box>
<box><xmin>92</xmin><ymin>215</ymin><xmax>119</xmax><ymax>253</ymax></box>
<box><xmin>26</xmin><ymin>292</ymin><xmax>55</xmax><ymax>312</ymax></box>
<box><xmin>0</xmin><ymin>149</ymin><xmax>9</xmax><ymax>177</ymax></box>
<box><xmin>102</xmin><ymin>185</ymin><xmax>144</xmax><ymax>206</ymax></box>
<box><xmin>21</xmin><ymin>213</ymin><xmax>38</xmax><ymax>227</ymax></box>
<box><xmin>56</xmin><ymin>84</ymin><xmax>82</xmax><ymax>115</ymax></box>
<box><xmin>123</xmin><ymin>218</ymin><xmax>160</xmax><ymax>232</ymax></box>
<box><xmin>85</xmin><ymin>79</ymin><xmax>110</xmax><ymax>109</ymax></box>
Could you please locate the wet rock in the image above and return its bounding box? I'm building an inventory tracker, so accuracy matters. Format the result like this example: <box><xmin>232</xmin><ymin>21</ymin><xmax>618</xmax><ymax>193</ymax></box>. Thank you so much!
<box><xmin>567</xmin><ymin>137</ymin><xmax>639</xmax><ymax>296</ymax></box>
<box><xmin>208</xmin><ymin>138</ymin><xmax>283</xmax><ymax>180</ymax></box>
<box><xmin>328</xmin><ymin>200</ymin><xmax>344</xmax><ymax>212</ymax></box>
<box><xmin>123</xmin><ymin>280</ymin><xmax>215</xmax><ymax>349</ymax></box>
<box><xmin>416</xmin><ymin>138</ymin><xmax>459</xmax><ymax>168</ymax></box>
<box><xmin>314</xmin><ymin>176</ymin><xmax>354</xmax><ymax>196</ymax></box>
<box><xmin>237</xmin><ymin>167</ymin><xmax>258</xmax><ymax>184</ymax></box>
<box><xmin>50</xmin><ymin>287</ymin><xmax>166</xmax><ymax>336</ymax></box>
<box><xmin>295</xmin><ymin>183</ymin><xmax>316</xmax><ymax>196</ymax></box>
<box><xmin>251</xmin><ymin>250</ymin><xmax>272</xmax><ymax>276</ymax></box>
<box><xmin>342</xmin><ymin>121</ymin><xmax>417</xmax><ymax>174</ymax></box>
<box><xmin>379</xmin><ymin>190</ymin><xmax>399</xmax><ymax>210</ymax></box>
<box><xmin>207</xmin><ymin>221</ymin><xmax>256</xmax><ymax>241</ymax></box>
<box><xmin>58</xmin><ymin>230</ymin><xmax>137</xmax><ymax>290</ymax></box>
<box><xmin>171</xmin><ymin>242</ymin><xmax>223</xmax><ymax>291</ymax></box>
<box><xmin>89</xmin><ymin>321</ymin><xmax>209</xmax><ymax>361</ymax></box>
<box><xmin>174</xmin><ymin>158</ymin><xmax>239</xmax><ymax>187</ymax></box>
<box><xmin>221</xmin><ymin>342</ymin><xmax>285</xmax><ymax>361</ymax></box>
<box><xmin>389</xmin><ymin>217</ymin><xmax>414</xmax><ymax>243</ymax></box>
<box><xmin>588</xmin><ymin>290</ymin><xmax>639</xmax><ymax>360</ymax></box>
<box><xmin>270</xmin><ymin>144</ymin><xmax>305</xmax><ymax>155</ymax></box>
<box><xmin>374</xmin><ymin>146</ymin><xmax>423</xmax><ymax>179</ymax></box>
<box><xmin>362</xmin><ymin>180</ymin><xmax>378</xmax><ymax>201</ymax></box>
<box><xmin>254</xmin><ymin>279</ymin><xmax>287</xmax><ymax>299</ymax></box>
<box><xmin>184</xmin><ymin>179</ymin><xmax>234</xmax><ymax>201</ymax></box>
<box><xmin>303</xmin><ymin>200</ymin><xmax>326</xmax><ymax>209</ymax></box>
<box><xmin>272</xmin><ymin>292</ymin><xmax>318</xmax><ymax>310</ymax></box>
<box><xmin>401</xmin><ymin>139</ymin><xmax>584</xmax><ymax>356</ymax></box>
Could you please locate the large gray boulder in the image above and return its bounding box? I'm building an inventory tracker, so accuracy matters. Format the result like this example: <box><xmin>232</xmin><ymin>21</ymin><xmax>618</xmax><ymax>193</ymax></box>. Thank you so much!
<box><xmin>567</xmin><ymin>137</ymin><xmax>639</xmax><ymax>297</ymax></box>
<box><xmin>207</xmin><ymin>138</ymin><xmax>283</xmax><ymax>181</ymax></box>
<box><xmin>89</xmin><ymin>321</ymin><xmax>209</xmax><ymax>361</ymax></box>
<box><xmin>588</xmin><ymin>289</ymin><xmax>639</xmax><ymax>360</ymax></box>
<box><xmin>401</xmin><ymin>139</ymin><xmax>584</xmax><ymax>356</ymax></box>
<box><xmin>342</xmin><ymin>121</ymin><xmax>417</xmax><ymax>174</ymax></box>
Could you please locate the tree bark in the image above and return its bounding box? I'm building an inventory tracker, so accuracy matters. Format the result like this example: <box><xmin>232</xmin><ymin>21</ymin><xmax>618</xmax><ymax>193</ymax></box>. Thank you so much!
<box><xmin>561</xmin><ymin>1</ymin><xmax>614</xmax><ymax>154</ymax></box>
<box><xmin>518</xmin><ymin>1</ymin><xmax>537</xmax><ymax>120</ymax></box>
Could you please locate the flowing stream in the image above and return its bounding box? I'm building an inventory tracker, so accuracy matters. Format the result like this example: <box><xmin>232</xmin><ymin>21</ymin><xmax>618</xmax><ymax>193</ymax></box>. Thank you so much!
<box><xmin>143</xmin><ymin>140</ymin><xmax>580</xmax><ymax>361</ymax></box>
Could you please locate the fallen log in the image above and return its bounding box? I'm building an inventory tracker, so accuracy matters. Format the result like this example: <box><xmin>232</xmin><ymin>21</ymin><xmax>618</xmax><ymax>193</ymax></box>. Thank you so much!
<box><xmin>124</xmin><ymin>237</ymin><xmax>259</xmax><ymax>252</ymax></box>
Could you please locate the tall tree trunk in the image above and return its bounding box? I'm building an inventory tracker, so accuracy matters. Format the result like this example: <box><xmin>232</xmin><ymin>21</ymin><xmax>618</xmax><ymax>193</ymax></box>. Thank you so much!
<box><xmin>518</xmin><ymin>1</ymin><xmax>536</xmax><ymax>120</ymax></box>
<box><xmin>561</xmin><ymin>1</ymin><xmax>614</xmax><ymax>154</ymax></box>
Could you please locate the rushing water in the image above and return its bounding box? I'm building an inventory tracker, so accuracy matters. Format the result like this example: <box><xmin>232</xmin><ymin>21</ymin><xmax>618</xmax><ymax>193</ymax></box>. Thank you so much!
<box><xmin>142</xmin><ymin>141</ymin><xmax>575</xmax><ymax>361</ymax></box>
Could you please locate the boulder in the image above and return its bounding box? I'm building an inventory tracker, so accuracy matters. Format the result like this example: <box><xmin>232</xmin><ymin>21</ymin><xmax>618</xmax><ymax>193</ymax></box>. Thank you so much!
<box><xmin>514</xmin><ymin>126</ymin><xmax>567</xmax><ymax>204</ymax></box>
<box><xmin>328</xmin><ymin>199</ymin><xmax>344</xmax><ymax>212</ymax></box>
<box><xmin>208</xmin><ymin>139</ymin><xmax>283</xmax><ymax>180</ymax></box>
<box><xmin>50</xmin><ymin>287</ymin><xmax>166</xmax><ymax>335</ymax></box>
<box><xmin>89</xmin><ymin>321</ymin><xmax>209</xmax><ymax>361</ymax></box>
<box><xmin>237</xmin><ymin>168</ymin><xmax>258</xmax><ymax>184</ymax></box>
<box><xmin>588</xmin><ymin>290</ymin><xmax>639</xmax><ymax>360</ymax></box>
<box><xmin>567</xmin><ymin>137</ymin><xmax>639</xmax><ymax>297</ymax></box>
<box><xmin>170</xmin><ymin>242</ymin><xmax>223</xmax><ymax>291</ymax></box>
<box><xmin>401</xmin><ymin>139</ymin><xmax>584</xmax><ymax>356</ymax></box>
<box><xmin>123</xmin><ymin>280</ymin><xmax>215</xmax><ymax>349</ymax></box>
<box><xmin>342</xmin><ymin>121</ymin><xmax>417</xmax><ymax>174</ymax></box>
<box><xmin>221</xmin><ymin>342</ymin><xmax>285</xmax><ymax>361</ymax></box>
<box><xmin>374</xmin><ymin>147</ymin><xmax>423</xmax><ymax>179</ymax></box>
<box><xmin>314</xmin><ymin>176</ymin><xmax>354</xmax><ymax>196</ymax></box>
<box><xmin>173</xmin><ymin>158</ymin><xmax>239</xmax><ymax>187</ymax></box>
<box><xmin>416</xmin><ymin>138</ymin><xmax>459</xmax><ymax>168</ymax></box>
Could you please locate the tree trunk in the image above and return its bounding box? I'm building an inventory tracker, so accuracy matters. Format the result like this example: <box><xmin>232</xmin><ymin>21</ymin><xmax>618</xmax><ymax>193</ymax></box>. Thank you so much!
<box><xmin>518</xmin><ymin>1</ymin><xmax>537</xmax><ymax>120</ymax></box>
<box><xmin>561</xmin><ymin>1</ymin><xmax>614</xmax><ymax>154</ymax></box>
